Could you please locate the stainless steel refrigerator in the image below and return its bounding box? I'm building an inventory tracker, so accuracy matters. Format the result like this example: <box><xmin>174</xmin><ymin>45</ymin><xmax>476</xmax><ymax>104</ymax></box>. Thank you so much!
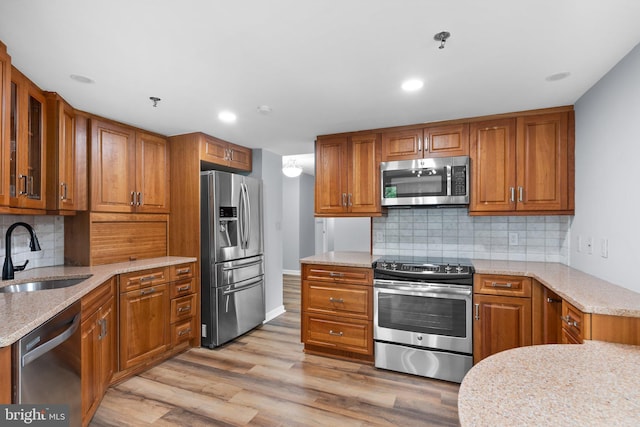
<box><xmin>200</xmin><ymin>170</ymin><xmax>265</xmax><ymax>348</ymax></box>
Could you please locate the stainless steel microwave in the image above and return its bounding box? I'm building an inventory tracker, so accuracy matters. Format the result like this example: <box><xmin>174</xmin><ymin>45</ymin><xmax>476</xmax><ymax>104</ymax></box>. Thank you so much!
<box><xmin>380</xmin><ymin>156</ymin><xmax>470</xmax><ymax>206</ymax></box>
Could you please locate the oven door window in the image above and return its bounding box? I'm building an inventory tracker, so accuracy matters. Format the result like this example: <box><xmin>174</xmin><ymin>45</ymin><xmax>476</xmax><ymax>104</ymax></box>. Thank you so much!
<box><xmin>377</xmin><ymin>293</ymin><xmax>467</xmax><ymax>338</ymax></box>
<box><xmin>382</xmin><ymin>167</ymin><xmax>446</xmax><ymax>199</ymax></box>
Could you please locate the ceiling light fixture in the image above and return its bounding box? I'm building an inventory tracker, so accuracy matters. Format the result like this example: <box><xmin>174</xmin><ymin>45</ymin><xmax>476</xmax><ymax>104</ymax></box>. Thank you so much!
<box><xmin>149</xmin><ymin>96</ymin><xmax>161</xmax><ymax>107</ymax></box>
<box><xmin>401</xmin><ymin>79</ymin><xmax>424</xmax><ymax>92</ymax></box>
<box><xmin>218</xmin><ymin>111</ymin><xmax>237</xmax><ymax>123</ymax></box>
<box><xmin>69</xmin><ymin>74</ymin><xmax>94</xmax><ymax>84</ymax></box>
<box><xmin>282</xmin><ymin>158</ymin><xmax>302</xmax><ymax>178</ymax></box>
<box><xmin>257</xmin><ymin>105</ymin><xmax>272</xmax><ymax>114</ymax></box>
<box><xmin>434</xmin><ymin>31</ymin><xmax>451</xmax><ymax>49</ymax></box>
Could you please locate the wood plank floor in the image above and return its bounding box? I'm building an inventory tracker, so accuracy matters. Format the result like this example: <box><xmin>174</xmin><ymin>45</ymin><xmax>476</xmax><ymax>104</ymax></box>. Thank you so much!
<box><xmin>90</xmin><ymin>275</ymin><xmax>461</xmax><ymax>426</ymax></box>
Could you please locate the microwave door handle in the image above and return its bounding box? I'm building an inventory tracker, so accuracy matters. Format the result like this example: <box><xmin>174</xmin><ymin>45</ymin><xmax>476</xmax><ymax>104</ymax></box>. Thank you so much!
<box><xmin>446</xmin><ymin>165</ymin><xmax>452</xmax><ymax>196</ymax></box>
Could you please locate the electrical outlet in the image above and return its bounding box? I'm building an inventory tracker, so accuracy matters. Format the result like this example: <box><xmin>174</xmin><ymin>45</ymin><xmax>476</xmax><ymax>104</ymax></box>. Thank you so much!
<box><xmin>600</xmin><ymin>238</ymin><xmax>609</xmax><ymax>258</ymax></box>
<box><xmin>375</xmin><ymin>231</ymin><xmax>384</xmax><ymax>243</ymax></box>
<box><xmin>508</xmin><ymin>232</ymin><xmax>518</xmax><ymax>246</ymax></box>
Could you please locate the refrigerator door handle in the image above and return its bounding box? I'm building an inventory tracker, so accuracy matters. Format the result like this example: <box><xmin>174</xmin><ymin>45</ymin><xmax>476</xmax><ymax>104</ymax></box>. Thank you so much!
<box><xmin>243</xmin><ymin>182</ymin><xmax>251</xmax><ymax>249</ymax></box>
<box><xmin>238</xmin><ymin>183</ymin><xmax>247</xmax><ymax>249</ymax></box>
<box><xmin>221</xmin><ymin>258</ymin><xmax>263</xmax><ymax>271</ymax></box>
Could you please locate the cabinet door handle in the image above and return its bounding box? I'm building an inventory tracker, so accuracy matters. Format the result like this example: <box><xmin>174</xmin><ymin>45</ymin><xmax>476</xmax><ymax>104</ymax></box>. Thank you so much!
<box><xmin>342</xmin><ymin>193</ymin><xmax>347</xmax><ymax>207</ymax></box>
<box><xmin>329</xmin><ymin>272</ymin><xmax>345</xmax><ymax>278</ymax></box>
<box><xmin>177</xmin><ymin>285</ymin><xmax>191</xmax><ymax>292</ymax></box>
<box><xmin>474</xmin><ymin>303</ymin><xmax>480</xmax><ymax>320</ymax></box>
<box><xmin>518</xmin><ymin>186</ymin><xmax>524</xmax><ymax>202</ymax></box>
<box><xmin>178</xmin><ymin>328</ymin><xmax>192</xmax><ymax>337</ymax></box>
<box><xmin>137</xmin><ymin>192</ymin><xmax>142</xmax><ymax>206</ymax></box>
<box><xmin>510</xmin><ymin>187</ymin><xmax>515</xmax><ymax>203</ymax></box>
<box><xmin>130</xmin><ymin>191</ymin><xmax>136</xmax><ymax>206</ymax></box>
<box><xmin>348</xmin><ymin>193</ymin><xmax>352</xmax><ymax>207</ymax></box>
<box><xmin>562</xmin><ymin>315</ymin><xmax>579</xmax><ymax>327</ymax></box>
<box><xmin>329</xmin><ymin>297</ymin><xmax>344</xmax><ymax>303</ymax></box>
<box><xmin>19</xmin><ymin>174</ymin><xmax>28</xmax><ymax>195</ymax></box>
<box><xmin>417</xmin><ymin>137</ymin><xmax>422</xmax><ymax>152</ymax></box>
<box><xmin>491</xmin><ymin>282</ymin><xmax>513</xmax><ymax>288</ymax></box>
<box><xmin>547</xmin><ymin>297</ymin><xmax>562</xmax><ymax>303</ymax></box>
<box><xmin>178</xmin><ymin>306</ymin><xmax>191</xmax><ymax>313</ymax></box>
<box><xmin>140</xmin><ymin>275</ymin><xmax>158</xmax><ymax>282</ymax></box>
<box><xmin>140</xmin><ymin>287</ymin><xmax>156</xmax><ymax>295</ymax></box>
<box><xmin>329</xmin><ymin>330</ymin><xmax>343</xmax><ymax>337</ymax></box>
<box><xmin>60</xmin><ymin>182</ymin><xmax>68</xmax><ymax>201</ymax></box>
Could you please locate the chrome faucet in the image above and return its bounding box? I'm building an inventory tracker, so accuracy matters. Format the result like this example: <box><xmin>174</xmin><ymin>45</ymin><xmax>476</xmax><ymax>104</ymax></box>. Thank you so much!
<box><xmin>2</xmin><ymin>222</ymin><xmax>42</xmax><ymax>280</ymax></box>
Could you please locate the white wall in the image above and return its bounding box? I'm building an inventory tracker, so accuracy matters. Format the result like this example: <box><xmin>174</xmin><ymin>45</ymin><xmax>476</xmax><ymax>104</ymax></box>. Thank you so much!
<box><xmin>571</xmin><ymin>42</ymin><xmax>640</xmax><ymax>293</ymax></box>
<box><xmin>282</xmin><ymin>172</ymin><xmax>315</xmax><ymax>273</ymax></box>
<box><xmin>250</xmin><ymin>149</ymin><xmax>285</xmax><ymax>321</ymax></box>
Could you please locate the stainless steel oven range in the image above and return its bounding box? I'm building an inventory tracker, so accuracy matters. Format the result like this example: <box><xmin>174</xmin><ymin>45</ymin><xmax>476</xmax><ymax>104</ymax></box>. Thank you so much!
<box><xmin>373</xmin><ymin>257</ymin><xmax>474</xmax><ymax>383</ymax></box>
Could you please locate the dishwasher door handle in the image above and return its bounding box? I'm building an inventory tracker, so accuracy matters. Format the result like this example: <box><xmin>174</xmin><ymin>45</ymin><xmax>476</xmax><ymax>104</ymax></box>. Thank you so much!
<box><xmin>22</xmin><ymin>313</ymin><xmax>81</xmax><ymax>367</ymax></box>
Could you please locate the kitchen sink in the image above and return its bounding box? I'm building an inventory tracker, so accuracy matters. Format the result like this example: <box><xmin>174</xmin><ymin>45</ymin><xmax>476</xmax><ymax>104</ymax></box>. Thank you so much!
<box><xmin>0</xmin><ymin>275</ymin><xmax>92</xmax><ymax>293</ymax></box>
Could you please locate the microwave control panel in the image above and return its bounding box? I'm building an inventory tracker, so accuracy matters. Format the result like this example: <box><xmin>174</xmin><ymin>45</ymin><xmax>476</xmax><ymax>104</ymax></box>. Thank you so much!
<box><xmin>451</xmin><ymin>166</ymin><xmax>467</xmax><ymax>196</ymax></box>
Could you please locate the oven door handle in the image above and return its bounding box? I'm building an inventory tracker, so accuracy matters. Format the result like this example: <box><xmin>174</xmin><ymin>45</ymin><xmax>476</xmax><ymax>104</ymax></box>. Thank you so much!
<box><xmin>374</xmin><ymin>281</ymin><xmax>472</xmax><ymax>297</ymax></box>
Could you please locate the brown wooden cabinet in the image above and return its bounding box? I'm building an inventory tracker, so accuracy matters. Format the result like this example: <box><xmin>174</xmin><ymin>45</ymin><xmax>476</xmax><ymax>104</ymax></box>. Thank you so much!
<box><xmin>200</xmin><ymin>133</ymin><xmax>252</xmax><ymax>171</ymax></box>
<box><xmin>90</xmin><ymin>119</ymin><xmax>169</xmax><ymax>213</ymax></box>
<box><xmin>118</xmin><ymin>267</ymin><xmax>170</xmax><ymax>371</ymax></box>
<box><xmin>314</xmin><ymin>133</ymin><xmax>381</xmax><ymax>216</ymax></box>
<box><xmin>532</xmin><ymin>281</ymin><xmax>562</xmax><ymax>345</ymax></box>
<box><xmin>168</xmin><ymin>262</ymin><xmax>197</xmax><ymax>349</ymax></box>
<box><xmin>561</xmin><ymin>300</ymin><xmax>591</xmax><ymax>344</ymax></box>
<box><xmin>8</xmin><ymin>67</ymin><xmax>47</xmax><ymax>210</ymax></box>
<box><xmin>301</xmin><ymin>263</ymin><xmax>373</xmax><ymax>362</ymax></box>
<box><xmin>45</xmin><ymin>92</ymin><xmax>86</xmax><ymax>212</ymax></box>
<box><xmin>0</xmin><ymin>345</ymin><xmax>10</xmax><ymax>404</ymax></box>
<box><xmin>473</xmin><ymin>274</ymin><xmax>532</xmax><ymax>364</ymax></box>
<box><xmin>0</xmin><ymin>42</ymin><xmax>10</xmax><ymax>208</ymax></box>
<box><xmin>381</xmin><ymin>123</ymin><xmax>469</xmax><ymax>161</ymax></box>
<box><xmin>470</xmin><ymin>111</ymin><xmax>574</xmax><ymax>215</ymax></box>
<box><xmin>81</xmin><ymin>278</ymin><xmax>116</xmax><ymax>426</ymax></box>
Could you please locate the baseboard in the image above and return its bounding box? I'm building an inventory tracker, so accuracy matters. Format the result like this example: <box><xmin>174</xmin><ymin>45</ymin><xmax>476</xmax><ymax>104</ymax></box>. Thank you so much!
<box><xmin>265</xmin><ymin>305</ymin><xmax>286</xmax><ymax>322</ymax></box>
<box><xmin>283</xmin><ymin>269</ymin><xmax>300</xmax><ymax>276</ymax></box>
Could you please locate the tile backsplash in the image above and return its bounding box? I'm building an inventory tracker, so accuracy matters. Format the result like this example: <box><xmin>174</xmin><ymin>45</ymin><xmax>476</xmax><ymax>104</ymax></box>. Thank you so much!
<box><xmin>372</xmin><ymin>208</ymin><xmax>571</xmax><ymax>263</ymax></box>
<box><xmin>0</xmin><ymin>215</ymin><xmax>64</xmax><ymax>273</ymax></box>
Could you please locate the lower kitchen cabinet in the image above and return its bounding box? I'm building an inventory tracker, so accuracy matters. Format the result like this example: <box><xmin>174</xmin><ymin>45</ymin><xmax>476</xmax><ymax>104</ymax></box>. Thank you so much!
<box><xmin>301</xmin><ymin>263</ymin><xmax>373</xmax><ymax>362</ymax></box>
<box><xmin>81</xmin><ymin>278</ymin><xmax>116</xmax><ymax>427</ymax></box>
<box><xmin>532</xmin><ymin>280</ymin><xmax>562</xmax><ymax>345</ymax></box>
<box><xmin>561</xmin><ymin>300</ymin><xmax>591</xmax><ymax>344</ymax></box>
<box><xmin>0</xmin><ymin>345</ymin><xmax>11</xmax><ymax>404</ymax></box>
<box><xmin>473</xmin><ymin>274</ymin><xmax>532</xmax><ymax>364</ymax></box>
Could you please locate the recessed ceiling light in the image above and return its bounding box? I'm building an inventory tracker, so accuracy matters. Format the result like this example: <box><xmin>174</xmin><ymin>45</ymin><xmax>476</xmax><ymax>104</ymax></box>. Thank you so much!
<box><xmin>401</xmin><ymin>79</ymin><xmax>424</xmax><ymax>92</ymax></box>
<box><xmin>257</xmin><ymin>105</ymin><xmax>272</xmax><ymax>114</ymax></box>
<box><xmin>218</xmin><ymin>111</ymin><xmax>237</xmax><ymax>123</ymax></box>
<box><xmin>70</xmin><ymin>74</ymin><xmax>94</xmax><ymax>84</ymax></box>
<box><xmin>545</xmin><ymin>72</ymin><xmax>571</xmax><ymax>82</ymax></box>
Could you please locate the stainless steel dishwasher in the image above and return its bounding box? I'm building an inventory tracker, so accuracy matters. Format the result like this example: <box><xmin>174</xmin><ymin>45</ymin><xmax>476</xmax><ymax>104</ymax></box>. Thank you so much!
<box><xmin>13</xmin><ymin>300</ymin><xmax>82</xmax><ymax>427</ymax></box>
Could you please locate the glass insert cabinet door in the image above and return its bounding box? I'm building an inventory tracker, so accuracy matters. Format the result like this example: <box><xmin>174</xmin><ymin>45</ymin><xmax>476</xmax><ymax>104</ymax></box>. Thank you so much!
<box><xmin>9</xmin><ymin>72</ymin><xmax>45</xmax><ymax>208</ymax></box>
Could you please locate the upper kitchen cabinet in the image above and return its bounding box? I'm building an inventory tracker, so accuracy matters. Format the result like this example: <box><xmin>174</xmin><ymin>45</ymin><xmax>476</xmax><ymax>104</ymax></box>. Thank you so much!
<box><xmin>8</xmin><ymin>67</ymin><xmax>47</xmax><ymax>211</ymax></box>
<box><xmin>315</xmin><ymin>133</ymin><xmax>382</xmax><ymax>216</ymax></box>
<box><xmin>90</xmin><ymin>119</ymin><xmax>169</xmax><ymax>213</ymax></box>
<box><xmin>469</xmin><ymin>108</ymin><xmax>574</xmax><ymax>215</ymax></box>
<box><xmin>200</xmin><ymin>133</ymin><xmax>252</xmax><ymax>171</ymax></box>
<box><xmin>381</xmin><ymin>123</ymin><xmax>469</xmax><ymax>162</ymax></box>
<box><xmin>45</xmin><ymin>92</ymin><xmax>87</xmax><ymax>212</ymax></box>
<box><xmin>0</xmin><ymin>42</ymin><xmax>10</xmax><ymax>208</ymax></box>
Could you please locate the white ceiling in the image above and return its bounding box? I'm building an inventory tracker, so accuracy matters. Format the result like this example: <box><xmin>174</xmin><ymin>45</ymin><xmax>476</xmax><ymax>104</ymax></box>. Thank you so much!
<box><xmin>1</xmin><ymin>0</ymin><xmax>640</xmax><ymax>160</ymax></box>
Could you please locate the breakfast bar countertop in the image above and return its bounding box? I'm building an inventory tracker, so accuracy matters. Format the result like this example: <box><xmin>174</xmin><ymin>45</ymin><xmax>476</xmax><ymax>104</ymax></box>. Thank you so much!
<box><xmin>458</xmin><ymin>340</ymin><xmax>640</xmax><ymax>426</ymax></box>
<box><xmin>0</xmin><ymin>256</ymin><xmax>196</xmax><ymax>347</ymax></box>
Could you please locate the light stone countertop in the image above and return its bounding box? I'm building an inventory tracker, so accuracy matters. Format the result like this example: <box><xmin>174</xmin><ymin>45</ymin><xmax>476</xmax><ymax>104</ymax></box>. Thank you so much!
<box><xmin>458</xmin><ymin>341</ymin><xmax>640</xmax><ymax>426</ymax></box>
<box><xmin>0</xmin><ymin>256</ymin><xmax>196</xmax><ymax>347</ymax></box>
<box><xmin>300</xmin><ymin>251</ymin><xmax>380</xmax><ymax>268</ymax></box>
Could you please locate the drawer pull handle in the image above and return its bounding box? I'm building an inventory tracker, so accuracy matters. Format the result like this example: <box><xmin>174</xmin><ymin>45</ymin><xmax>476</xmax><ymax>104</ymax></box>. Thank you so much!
<box><xmin>178</xmin><ymin>306</ymin><xmax>191</xmax><ymax>313</ymax></box>
<box><xmin>141</xmin><ymin>287</ymin><xmax>156</xmax><ymax>295</ymax></box>
<box><xmin>562</xmin><ymin>315</ymin><xmax>579</xmax><ymax>328</ymax></box>
<box><xmin>140</xmin><ymin>275</ymin><xmax>158</xmax><ymax>282</ymax></box>
<box><xmin>176</xmin><ymin>268</ymin><xmax>191</xmax><ymax>275</ymax></box>
<box><xmin>547</xmin><ymin>297</ymin><xmax>562</xmax><ymax>303</ymax></box>
<box><xmin>329</xmin><ymin>297</ymin><xmax>344</xmax><ymax>303</ymax></box>
<box><xmin>329</xmin><ymin>272</ymin><xmax>345</xmax><ymax>278</ymax></box>
<box><xmin>177</xmin><ymin>285</ymin><xmax>191</xmax><ymax>292</ymax></box>
<box><xmin>474</xmin><ymin>303</ymin><xmax>480</xmax><ymax>320</ymax></box>
<box><xmin>491</xmin><ymin>282</ymin><xmax>513</xmax><ymax>288</ymax></box>
<box><xmin>178</xmin><ymin>328</ymin><xmax>192</xmax><ymax>337</ymax></box>
<box><xmin>329</xmin><ymin>330</ymin><xmax>343</xmax><ymax>337</ymax></box>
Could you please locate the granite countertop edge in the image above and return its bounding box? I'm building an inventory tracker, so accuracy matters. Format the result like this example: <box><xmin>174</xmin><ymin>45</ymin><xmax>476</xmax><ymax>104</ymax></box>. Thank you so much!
<box><xmin>0</xmin><ymin>256</ymin><xmax>196</xmax><ymax>348</ymax></box>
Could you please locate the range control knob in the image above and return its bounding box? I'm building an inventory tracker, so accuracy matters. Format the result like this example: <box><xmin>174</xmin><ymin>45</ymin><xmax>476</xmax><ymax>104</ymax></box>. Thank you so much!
<box><xmin>390</xmin><ymin>263</ymin><xmax>398</xmax><ymax>270</ymax></box>
<box><xmin>444</xmin><ymin>264</ymin><xmax>452</xmax><ymax>272</ymax></box>
<box><xmin>456</xmin><ymin>265</ymin><xmax>464</xmax><ymax>273</ymax></box>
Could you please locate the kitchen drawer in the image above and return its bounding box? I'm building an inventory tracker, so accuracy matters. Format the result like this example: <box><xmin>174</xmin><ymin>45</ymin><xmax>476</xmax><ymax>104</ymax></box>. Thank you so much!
<box><xmin>561</xmin><ymin>300</ymin><xmax>591</xmax><ymax>343</ymax></box>
<box><xmin>171</xmin><ymin>317</ymin><xmax>196</xmax><ymax>347</ymax></box>
<box><xmin>170</xmin><ymin>278</ymin><xmax>195</xmax><ymax>299</ymax></box>
<box><xmin>81</xmin><ymin>278</ymin><xmax>115</xmax><ymax>322</ymax></box>
<box><xmin>170</xmin><ymin>294</ymin><xmax>197</xmax><ymax>323</ymax></box>
<box><xmin>170</xmin><ymin>262</ymin><xmax>195</xmax><ymax>281</ymax></box>
<box><xmin>474</xmin><ymin>274</ymin><xmax>531</xmax><ymax>297</ymax></box>
<box><xmin>304</xmin><ymin>282</ymin><xmax>371</xmax><ymax>320</ymax></box>
<box><xmin>302</xmin><ymin>264</ymin><xmax>372</xmax><ymax>286</ymax></box>
<box><xmin>302</xmin><ymin>313</ymin><xmax>372</xmax><ymax>355</ymax></box>
<box><xmin>119</xmin><ymin>267</ymin><xmax>169</xmax><ymax>292</ymax></box>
